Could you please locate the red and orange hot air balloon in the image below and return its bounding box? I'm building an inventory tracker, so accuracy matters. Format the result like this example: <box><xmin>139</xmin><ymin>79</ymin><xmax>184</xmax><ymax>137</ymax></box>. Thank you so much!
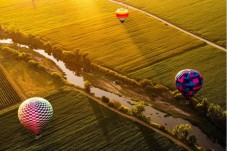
<box><xmin>116</xmin><ymin>8</ymin><xmax>129</xmax><ymax>23</ymax></box>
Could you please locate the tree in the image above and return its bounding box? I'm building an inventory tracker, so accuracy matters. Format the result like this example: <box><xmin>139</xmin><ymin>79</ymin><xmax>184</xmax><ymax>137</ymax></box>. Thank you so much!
<box><xmin>196</xmin><ymin>103</ymin><xmax>206</xmax><ymax>115</ymax></box>
<box><xmin>139</xmin><ymin>79</ymin><xmax>154</xmax><ymax>90</ymax></box>
<box><xmin>131</xmin><ymin>101</ymin><xmax>145</xmax><ymax>117</ymax></box>
<box><xmin>84</xmin><ymin>80</ymin><xmax>92</xmax><ymax>93</ymax></box>
<box><xmin>188</xmin><ymin>135</ymin><xmax>198</xmax><ymax>146</ymax></box>
<box><xmin>44</xmin><ymin>42</ymin><xmax>52</xmax><ymax>55</ymax></box>
<box><xmin>101</xmin><ymin>96</ymin><xmax>110</xmax><ymax>103</ymax></box>
<box><xmin>201</xmin><ymin>98</ymin><xmax>209</xmax><ymax>110</ymax></box>
<box><xmin>52</xmin><ymin>46</ymin><xmax>62</xmax><ymax>60</ymax></box>
<box><xmin>207</xmin><ymin>104</ymin><xmax>225</xmax><ymax>123</ymax></box>
<box><xmin>172</xmin><ymin>124</ymin><xmax>192</xmax><ymax>140</ymax></box>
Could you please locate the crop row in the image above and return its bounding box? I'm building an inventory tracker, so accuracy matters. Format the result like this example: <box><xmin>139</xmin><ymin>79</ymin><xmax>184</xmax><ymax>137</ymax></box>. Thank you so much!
<box><xmin>0</xmin><ymin>68</ymin><xmax>21</xmax><ymax>109</ymax></box>
<box><xmin>124</xmin><ymin>0</ymin><xmax>226</xmax><ymax>47</ymax></box>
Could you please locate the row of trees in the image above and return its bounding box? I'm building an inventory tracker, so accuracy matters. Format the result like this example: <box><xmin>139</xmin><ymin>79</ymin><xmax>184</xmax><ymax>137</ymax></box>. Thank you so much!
<box><xmin>1</xmin><ymin>45</ymin><xmax>66</xmax><ymax>84</ymax></box>
<box><xmin>0</xmin><ymin>25</ymin><xmax>92</xmax><ymax>73</ymax></box>
<box><xmin>91</xmin><ymin>64</ymin><xmax>140</xmax><ymax>86</ymax></box>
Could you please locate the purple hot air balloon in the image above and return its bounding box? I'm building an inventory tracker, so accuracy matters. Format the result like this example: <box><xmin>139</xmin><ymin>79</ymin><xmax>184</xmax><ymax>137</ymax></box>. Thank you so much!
<box><xmin>175</xmin><ymin>69</ymin><xmax>203</xmax><ymax>103</ymax></box>
<box><xmin>18</xmin><ymin>97</ymin><xmax>53</xmax><ymax>139</ymax></box>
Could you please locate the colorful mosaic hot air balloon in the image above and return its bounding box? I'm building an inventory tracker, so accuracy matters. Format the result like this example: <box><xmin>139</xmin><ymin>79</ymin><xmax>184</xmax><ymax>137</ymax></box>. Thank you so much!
<box><xmin>175</xmin><ymin>69</ymin><xmax>203</xmax><ymax>103</ymax></box>
<box><xmin>116</xmin><ymin>8</ymin><xmax>129</xmax><ymax>23</ymax></box>
<box><xmin>18</xmin><ymin>97</ymin><xmax>53</xmax><ymax>139</ymax></box>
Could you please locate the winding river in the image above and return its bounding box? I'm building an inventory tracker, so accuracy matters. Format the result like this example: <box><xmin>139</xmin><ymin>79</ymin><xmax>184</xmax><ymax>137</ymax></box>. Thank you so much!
<box><xmin>0</xmin><ymin>39</ymin><xmax>225</xmax><ymax>151</ymax></box>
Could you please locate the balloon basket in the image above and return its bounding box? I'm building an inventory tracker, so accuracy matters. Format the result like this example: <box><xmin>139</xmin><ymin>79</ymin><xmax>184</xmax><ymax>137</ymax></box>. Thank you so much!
<box><xmin>185</xmin><ymin>100</ymin><xmax>189</xmax><ymax>104</ymax></box>
<box><xmin>35</xmin><ymin>134</ymin><xmax>42</xmax><ymax>140</ymax></box>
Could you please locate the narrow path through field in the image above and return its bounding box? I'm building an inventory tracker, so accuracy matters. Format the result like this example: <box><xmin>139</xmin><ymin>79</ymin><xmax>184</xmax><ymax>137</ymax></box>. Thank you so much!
<box><xmin>109</xmin><ymin>0</ymin><xmax>227</xmax><ymax>52</ymax></box>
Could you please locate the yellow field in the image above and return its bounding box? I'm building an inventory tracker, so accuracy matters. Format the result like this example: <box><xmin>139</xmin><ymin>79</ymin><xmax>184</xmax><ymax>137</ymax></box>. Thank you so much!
<box><xmin>124</xmin><ymin>0</ymin><xmax>226</xmax><ymax>47</ymax></box>
<box><xmin>0</xmin><ymin>0</ymin><xmax>225</xmax><ymax>105</ymax></box>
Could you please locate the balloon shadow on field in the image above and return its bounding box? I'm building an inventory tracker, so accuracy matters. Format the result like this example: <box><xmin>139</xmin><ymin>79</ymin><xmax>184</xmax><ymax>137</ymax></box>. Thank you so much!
<box><xmin>119</xmin><ymin>16</ymin><xmax>157</xmax><ymax>74</ymax></box>
<box><xmin>87</xmin><ymin>99</ymin><xmax>112</xmax><ymax>144</ymax></box>
<box><xmin>32</xmin><ymin>0</ymin><xmax>36</xmax><ymax>10</ymax></box>
<box><xmin>134</xmin><ymin>122</ymin><xmax>159</xmax><ymax>151</ymax></box>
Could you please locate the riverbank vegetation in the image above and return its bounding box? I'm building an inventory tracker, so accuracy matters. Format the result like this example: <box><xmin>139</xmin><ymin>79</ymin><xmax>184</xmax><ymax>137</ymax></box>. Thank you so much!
<box><xmin>99</xmin><ymin>97</ymin><xmax>202</xmax><ymax>150</ymax></box>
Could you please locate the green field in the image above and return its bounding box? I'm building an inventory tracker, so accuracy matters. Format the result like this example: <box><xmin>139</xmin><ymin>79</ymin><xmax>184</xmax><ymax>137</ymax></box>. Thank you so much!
<box><xmin>0</xmin><ymin>0</ymin><xmax>225</xmax><ymax>105</ymax></box>
<box><xmin>130</xmin><ymin>45</ymin><xmax>226</xmax><ymax>106</ymax></box>
<box><xmin>124</xmin><ymin>0</ymin><xmax>226</xmax><ymax>47</ymax></box>
<box><xmin>0</xmin><ymin>89</ymin><xmax>186</xmax><ymax>151</ymax></box>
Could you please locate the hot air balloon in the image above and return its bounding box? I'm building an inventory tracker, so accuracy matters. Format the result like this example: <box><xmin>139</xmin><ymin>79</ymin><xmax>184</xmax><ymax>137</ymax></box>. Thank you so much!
<box><xmin>18</xmin><ymin>97</ymin><xmax>53</xmax><ymax>139</ymax></box>
<box><xmin>116</xmin><ymin>8</ymin><xmax>129</xmax><ymax>23</ymax></box>
<box><xmin>175</xmin><ymin>69</ymin><xmax>203</xmax><ymax>104</ymax></box>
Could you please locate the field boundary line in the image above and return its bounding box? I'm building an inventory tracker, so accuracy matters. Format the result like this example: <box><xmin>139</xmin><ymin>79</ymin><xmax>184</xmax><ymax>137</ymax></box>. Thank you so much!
<box><xmin>109</xmin><ymin>0</ymin><xmax>227</xmax><ymax>52</ymax></box>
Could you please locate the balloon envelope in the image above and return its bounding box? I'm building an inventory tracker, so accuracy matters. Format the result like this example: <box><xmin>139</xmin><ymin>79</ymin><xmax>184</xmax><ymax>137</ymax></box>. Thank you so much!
<box><xmin>116</xmin><ymin>8</ymin><xmax>129</xmax><ymax>23</ymax></box>
<box><xmin>18</xmin><ymin>97</ymin><xmax>53</xmax><ymax>135</ymax></box>
<box><xmin>175</xmin><ymin>69</ymin><xmax>203</xmax><ymax>100</ymax></box>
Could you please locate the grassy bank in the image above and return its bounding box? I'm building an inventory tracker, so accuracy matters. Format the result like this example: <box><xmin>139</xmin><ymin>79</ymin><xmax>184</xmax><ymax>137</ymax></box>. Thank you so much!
<box><xmin>0</xmin><ymin>44</ymin><xmax>63</xmax><ymax>98</ymax></box>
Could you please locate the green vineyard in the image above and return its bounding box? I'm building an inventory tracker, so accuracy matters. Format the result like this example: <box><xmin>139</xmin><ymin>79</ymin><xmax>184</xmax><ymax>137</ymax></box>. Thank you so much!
<box><xmin>0</xmin><ymin>89</ymin><xmax>186</xmax><ymax>151</ymax></box>
<box><xmin>0</xmin><ymin>67</ymin><xmax>21</xmax><ymax>109</ymax></box>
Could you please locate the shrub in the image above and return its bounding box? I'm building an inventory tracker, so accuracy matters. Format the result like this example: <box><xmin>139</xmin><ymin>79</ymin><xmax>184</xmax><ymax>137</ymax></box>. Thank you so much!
<box><xmin>188</xmin><ymin>135</ymin><xmax>198</xmax><ymax>146</ymax></box>
<box><xmin>150</xmin><ymin>122</ymin><xmax>161</xmax><ymax>129</ymax></box>
<box><xmin>139</xmin><ymin>114</ymin><xmax>151</xmax><ymax>124</ymax></box>
<box><xmin>2</xmin><ymin>46</ymin><xmax>19</xmax><ymax>56</ymax></box>
<box><xmin>172</xmin><ymin>124</ymin><xmax>192</xmax><ymax>140</ymax></box>
<box><xmin>207</xmin><ymin>104</ymin><xmax>225</xmax><ymax>124</ymax></box>
<box><xmin>101</xmin><ymin>96</ymin><xmax>110</xmax><ymax>103</ymax></box>
<box><xmin>84</xmin><ymin>80</ymin><xmax>92</xmax><ymax>93</ymax></box>
<box><xmin>151</xmin><ymin>84</ymin><xmax>174</xmax><ymax>101</ymax></box>
<box><xmin>196</xmin><ymin>103</ymin><xmax>207</xmax><ymax>115</ymax></box>
<box><xmin>108</xmin><ymin>100</ymin><xmax>121</xmax><ymax>109</ymax></box>
<box><xmin>139</xmin><ymin>79</ymin><xmax>154</xmax><ymax>89</ymax></box>
<box><xmin>51</xmin><ymin>72</ymin><xmax>63</xmax><ymax>80</ymax></box>
<box><xmin>174</xmin><ymin>92</ymin><xmax>185</xmax><ymax>101</ymax></box>
<box><xmin>37</xmin><ymin>64</ymin><xmax>47</xmax><ymax>70</ymax></box>
<box><xmin>131</xmin><ymin>101</ymin><xmax>145</xmax><ymax>117</ymax></box>
<box><xmin>108</xmin><ymin>100</ymin><xmax>115</xmax><ymax>107</ymax></box>
<box><xmin>112</xmin><ymin>100</ymin><xmax>121</xmax><ymax>109</ymax></box>
<box><xmin>152</xmin><ymin>84</ymin><xmax>169</xmax><ymax>93</ymax></box>
<box><xmin>28</xmin><ymin>60</ymin><xmax>38</xmax><ymax>67</ymax></box>
<box><xmin>119</xmin><ymin>105</ymin><xmax>129</xmax><ymax>113</ymax></box>
<box><xmin>189</xmin><ymin>98</ymin><xmax>199</xmax><ymax>109</ymax></box>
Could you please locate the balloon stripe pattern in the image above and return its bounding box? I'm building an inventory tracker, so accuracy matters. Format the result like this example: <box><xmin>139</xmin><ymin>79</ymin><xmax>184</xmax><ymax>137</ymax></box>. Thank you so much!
<box><xmin>18</xmin><ymin>97</ymin><xmax>53</xmax><ymax>135</ymax></box>
<box><xmin>116</xmin><ymin>8</ymin><xmax>129</xmax><ymax>23</ymax></box>
<box><xmin>175</xmin><ymin>69</ymin><xmax>203</xmax><ymax>100</ymax></box>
